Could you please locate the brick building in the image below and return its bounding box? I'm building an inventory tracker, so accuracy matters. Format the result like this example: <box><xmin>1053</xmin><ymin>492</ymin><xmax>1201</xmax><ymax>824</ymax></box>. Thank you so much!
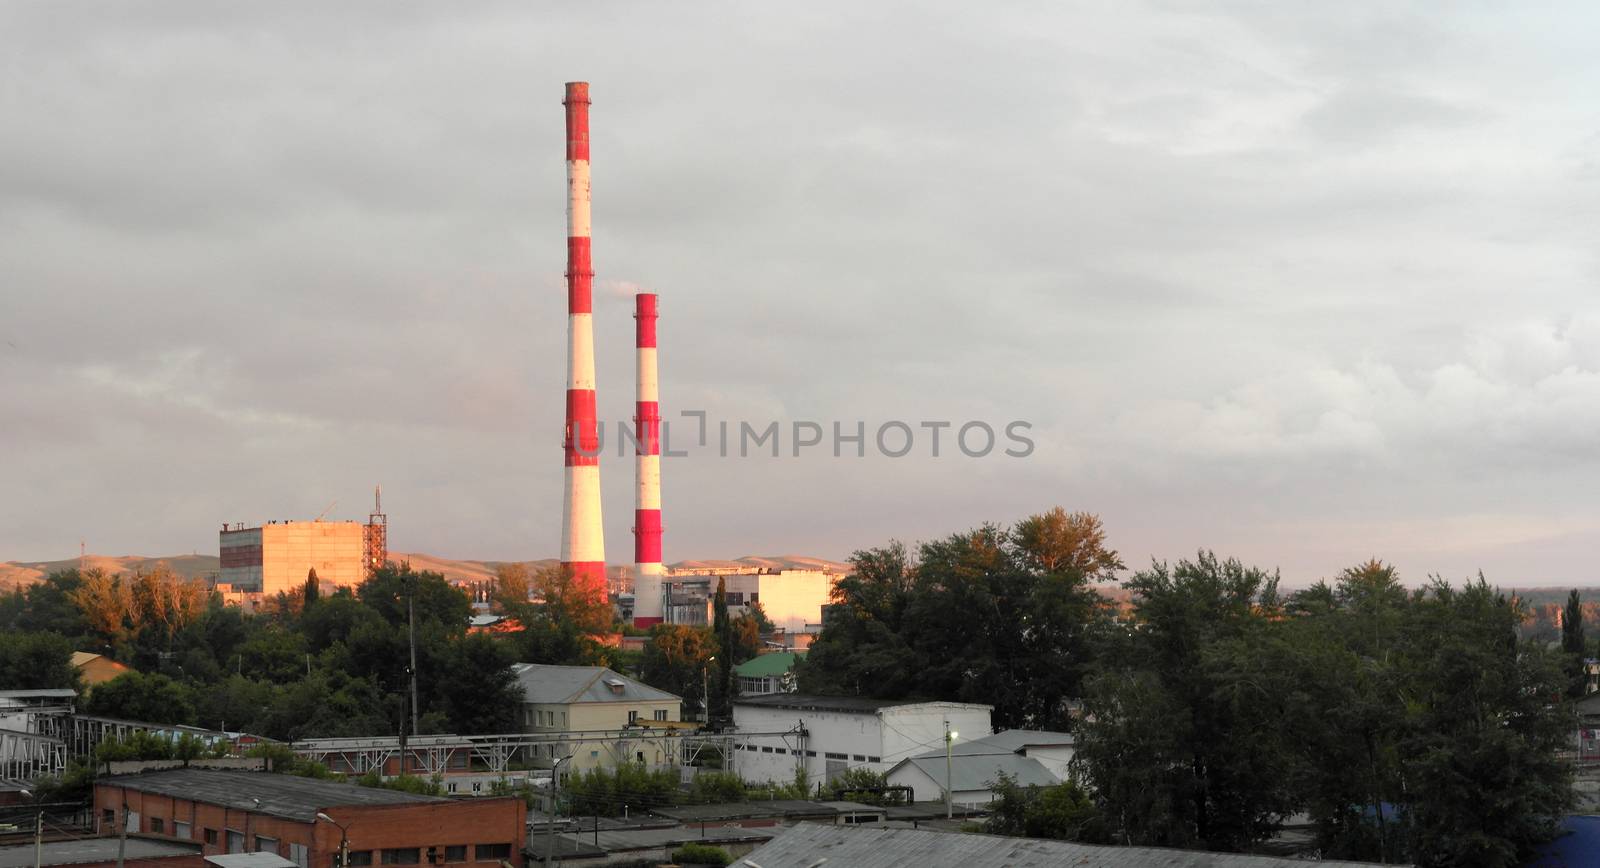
<box><xmin>94</xmin><ymin>769</ymin><xmax>525</xmax><ymax>868</ymax></box>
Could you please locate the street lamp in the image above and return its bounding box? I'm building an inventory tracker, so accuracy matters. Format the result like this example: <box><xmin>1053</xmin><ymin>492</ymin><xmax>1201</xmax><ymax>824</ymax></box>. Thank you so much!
<box><xmin>315</xmin><ymin>813</ymin><xmax>350</xmax><ymax>868</ymax></box>
<box><xmin>543</xmin><ymin>754</ymin><xmax>574</xmax><ymax>867</ymax></box>
<box><xmin>703</xmin><ymin>656</ymin><xmax>717</xmax><ymax>725</ymax></box>
<box><xmin>944</xmin><ymin>721</ymin><xmax>959</xmax><ymax>820</ymax></box>
<box><xmin>19</xmin><ymin>789</ymin><xmax>39</xmax><ymax>868</ymax></box>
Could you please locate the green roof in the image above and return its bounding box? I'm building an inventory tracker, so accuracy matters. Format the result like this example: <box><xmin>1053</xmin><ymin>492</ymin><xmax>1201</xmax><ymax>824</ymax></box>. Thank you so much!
<box><xmin>734</xmin><ymin>652</ymin><xmax>804</xmax><ymax>677</ymax></box>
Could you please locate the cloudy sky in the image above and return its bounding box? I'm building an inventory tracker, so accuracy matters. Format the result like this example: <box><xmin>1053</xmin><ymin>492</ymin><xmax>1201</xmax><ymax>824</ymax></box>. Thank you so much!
<box><xmin>4</xmin><ymin>2</ymin><xmax>1599</xmax><ymax>586</ymax></box>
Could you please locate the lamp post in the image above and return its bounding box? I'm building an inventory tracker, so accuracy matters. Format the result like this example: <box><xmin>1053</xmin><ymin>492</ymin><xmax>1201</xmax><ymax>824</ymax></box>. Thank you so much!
<box><xmin>944</xmin><ymin>721</ymin><xmax>958</xmax><ymax>820</ymax></box>
<box><xmin>703</xmin><ymin>656</ymin><xmax>716</xmax><ymax>725</ymax></box>
<box><xmin>315</xmin><ymin>813</ymin><xmax>350</xmax><ymax>868</ymax></box>
<box><xmin>18</xmin><ymin>789</ymin><xmax>39</xmax><ymax>868</ymax></box>
<box><xmin>543</xmin><ymin>754</ymin><xmax>573</xmax><ymax>867</ymax></box>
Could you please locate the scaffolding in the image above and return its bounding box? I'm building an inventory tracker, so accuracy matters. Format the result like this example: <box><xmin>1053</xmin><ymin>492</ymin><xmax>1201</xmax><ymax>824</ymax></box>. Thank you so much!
<box><xmin>364</xmin><ymin>484</ymin><xmax>387</xmax><ymax>578</ymax></box>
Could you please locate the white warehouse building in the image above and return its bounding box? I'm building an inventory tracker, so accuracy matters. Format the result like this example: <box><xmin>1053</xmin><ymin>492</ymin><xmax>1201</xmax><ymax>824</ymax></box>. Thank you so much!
<box><xmin>731</xmin><ymin>695</ymin><xmax>993</xmax><ymax>788</ymax></box>
<box><xmin>885</xmin><ymin>728</ymin><xmax>1076</xmax><ymax>806</ymax></box>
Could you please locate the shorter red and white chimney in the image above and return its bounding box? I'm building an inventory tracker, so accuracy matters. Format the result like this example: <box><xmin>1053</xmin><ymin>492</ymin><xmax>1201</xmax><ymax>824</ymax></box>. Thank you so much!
<box><xmin>633</xmin><ymin>292</ymin><xmax>664</xmax><ymax>626</ymax></box>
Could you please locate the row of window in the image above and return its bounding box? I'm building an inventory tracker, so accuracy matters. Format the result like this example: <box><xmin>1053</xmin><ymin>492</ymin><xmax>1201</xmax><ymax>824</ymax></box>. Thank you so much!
<box><xmin>730</xmin><ymin>745</ymin><xmax>880</xmax><ymax>762</ymax></box>
<box><xmin>103</xmin><ymin>810</ymin><xmax>507</xmax><ymax>868</ymax></box>
<box><xmin>626</xmin><ymin>709</ymin><xmax>671</xmax><ymax>723</ymax></box>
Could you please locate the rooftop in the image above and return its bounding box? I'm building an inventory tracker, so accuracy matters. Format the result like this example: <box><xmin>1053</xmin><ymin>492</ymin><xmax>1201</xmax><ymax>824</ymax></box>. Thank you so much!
<box><xmin>733</xmin><ymin>694</ymin><xmax>991</xmax><ymax>715</ymax></box>
<box><xmin>732</xmin><ymin>652</ymin><xmax>804</xmax><ymax>678</ymax></box>
<box><xmin>512</xmin><ymin>663</ymin><xmax>680</xmax><ymax>705</ymax></box>
<box><xmin>910</xmin><ymin>728</ymin><xmax>1074</xmax><ymax>760</ymax></box>
<box><xmin>742</xmin><ymin>824</ymin><xmax>1399</xmax><ymax>868</ymax></box>
<box><xmin>204</xmin><ymin>855</ymin><xmax>301</xmax><ymax>868</ymax></box>
<box><xmin>891</xmin><ymin>753</ymin><xmax>1058</xmax><ymax>792</ymax></box>
<box><xmin>99</xmin><ymin>768</ymin><xmax>448</xmax><ymax>822</ymax></box>
<box><xmin>650</xmin><ymin>800</ymin><xmax>840</xmax><ymax>822</ymax></box>
<box><xmin>0</xmin><ymin>838</ymin><xmax>200</xmax><ymax>868</ymax></box>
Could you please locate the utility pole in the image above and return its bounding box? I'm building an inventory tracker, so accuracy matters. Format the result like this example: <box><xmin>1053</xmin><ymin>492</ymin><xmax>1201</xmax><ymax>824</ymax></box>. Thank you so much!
<box><xmin>115</xmin><ymin>801</ymin><xmax>128</xmax><ymax>868</ymax></box>
<box><xmin>544</xmin><ymin>755</ymin><xmax>572</xmax><ymax>866</ymax></box>
<box><xmin>408</xmin><ymin>576</ymin><xmax>420</xmax><ymax>738</ymax></box>
<box><xmin>944</xmin><ymin>720</ymin><xmax>958</xmax><ymax>820</ymax></box>
<box><xmin>33</xmin><ymin>808</ymin><xmax>42</xmax><ymax>868</ymax></box>
<box><xmin>702</xmin><ymin>657</ymin><xmax>716</xmax><ymax>725</ymax></box>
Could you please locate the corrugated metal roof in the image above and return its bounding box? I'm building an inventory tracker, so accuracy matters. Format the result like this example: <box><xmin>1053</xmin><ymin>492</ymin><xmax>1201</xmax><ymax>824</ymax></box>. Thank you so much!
<box><xmin>740</xmin><ymin>824</ymin><xmax>1400</xmax><ymax>868</ymax></box>
<box><xmin>733</xmin><ymin>694</ymin><xmax>991</xmax><ymax>714</ymax></box>
<box><xmin>512</xmin><ymin>663</ymin><xmax>680</xmax><ymax>704</ymax></box>
<box><xmin>100</xmin><ymin>768</ymin><xmax>448</xmax><ymax>822</ymax></box>
<box><xmin>889</xmin><ymin>753</ymin><xmax>1058</xmax><ymax>792</ymax></box>
<box><xmin>733</xmin><ymin>652</ymin><xmax>803</xmax><ymax>678</ymax></box>
<box><xmin>204</xmin><ymin>853</ymin><xmax>301</xmax><ymax>868</ymax></box>
<box><xmin>0</xmin><ymin>838</ymin><xmax>199</xmax><ymax>868</ymax></box>
<box><xmin>910</xmin><ymin>728</ymin><xmax>1074</xmax><ymax>760</ymax></box>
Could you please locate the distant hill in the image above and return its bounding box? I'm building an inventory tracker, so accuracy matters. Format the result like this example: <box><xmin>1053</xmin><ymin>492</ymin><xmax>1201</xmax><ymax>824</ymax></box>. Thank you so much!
<box><xmin>0</xmin><ymin>552</ymin><xmax>852</xmax><ymax>591</ymax></box>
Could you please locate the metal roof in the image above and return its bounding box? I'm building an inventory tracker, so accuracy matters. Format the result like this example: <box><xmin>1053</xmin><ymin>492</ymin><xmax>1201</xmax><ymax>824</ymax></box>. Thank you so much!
<box><xmin>651</xmin><ymin>800</ymin><xmax>837</xmax><ymax>822</ymax></box>
<box><xmin>740</xmin><ymin>824</ymin><xmax>1400</xmax><ymax>868</ymax></box>
<box><xmin>511</xmin><ymin>663</ymin><xmax>680</xmax><ymax>705</ymax></box>
<box><xmin>0</xmin><ymin>838</ymin><xmax>200</xmax><ymax>868</ymax></box>
<box><xmin>204</xmin><ymin>853</ymin><xmax>301</xmax><ymax>868</ymax></box>
<box><xmin>889</xmin><ymin>753</ymin><xmax>1059</xmax><ymax>792</ymax></box>
<box><xmin>732</xmin><ymin>652</ymin><xmax>803</xmax><ymax>678</ymax></box>
<box><xmin>100</xmin><ymin>768</ymin><xmax>448</xmax><ymax>822</ymax></box>
<box><xmin>733</xmin><ymin>694</ymin><xmax>991</xmax><ymax>715</ymax></box>
<box><xmin>909</xmin><ymin>728</ymin><xmax>1074</xmax><ymax>760</ymax></box>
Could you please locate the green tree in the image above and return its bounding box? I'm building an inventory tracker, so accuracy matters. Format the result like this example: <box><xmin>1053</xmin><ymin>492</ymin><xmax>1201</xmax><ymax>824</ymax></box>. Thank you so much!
<box><xmin>303</xmin><ymin>568</ymin><xmax>320</xmax><ymax>609</ymax></box>
<box><xmin>1077</xmin><ymin>551</ymin><xmax>1293</xmax><ymax>851</ymax></box>
<box><xmin>1563</xmin><ymin>588</ymin><xmax>1586</xmax><ymax>698</ymax></box>
<box><xmin>640</xmin><ymin>625</ymin><xmax>714</xmax><ymax>715</ymax></box>
<box><xmin>0</xmin><ymin>631</ymin><xmax>78</xmax><ymax>690</ymax></box>
<box><xmin>985</xmin><ymin>773</ymin><xmax>1107</xmax><ymax>842</ymax></box>
<box><xmin>84</xmin><ymin>672</ymin><xmax>198</xmax><ymax>726</ymax></box>
<box><xmin>711</xmin><ymin>578</ymin><xmax>733</xmax><ymax>724</ymax></box>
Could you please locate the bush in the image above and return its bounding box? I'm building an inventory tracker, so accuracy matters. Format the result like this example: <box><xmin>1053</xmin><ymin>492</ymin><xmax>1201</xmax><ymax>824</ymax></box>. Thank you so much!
<box><xmin>689</xmin><ymin>771</ymin><xmax>746</xmax><ymax>804</ymax></box>
<box><xmin>669</xmin><ymin>843</ymin><xmax>732</xmax><ymax>866</ymax></box>
<box><xmin>565</xmin><ymin>764</ymin><xmax>679</xmax><ymax>816</ymax></box>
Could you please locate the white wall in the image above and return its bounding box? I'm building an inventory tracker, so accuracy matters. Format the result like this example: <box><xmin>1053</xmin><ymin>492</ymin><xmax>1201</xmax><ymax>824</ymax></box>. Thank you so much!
<box><xmin>884</xmin><ymin>763</ymin><xmax>996</xmax><ymax>805</ymax></box>
<box><xmin>730</xmin><ymin>701</ymin><xmax>992</xmax><ymax>787</ymax></box>
<box><xmin>1021</xmin><ymin>743</ymin><xmax>1076</xmax><ymax>781</ymax></box>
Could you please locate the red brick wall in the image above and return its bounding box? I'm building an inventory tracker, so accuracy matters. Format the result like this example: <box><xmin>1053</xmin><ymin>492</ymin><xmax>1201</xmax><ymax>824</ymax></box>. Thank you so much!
<box><xmin>94</xmin><ymin>783</ymin><xmax>526</xmax><ymax>868</ymax></box>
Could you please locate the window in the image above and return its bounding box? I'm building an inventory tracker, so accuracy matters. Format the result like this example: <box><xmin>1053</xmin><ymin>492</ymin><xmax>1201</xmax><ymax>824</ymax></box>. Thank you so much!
<box><xmin>867</xmin><ymin>756</ymin><xmax>881</xmax><ymax>763</ymax></box>
<box><xmin>204</xmin><ymin>829</ymin><xmax>219</xmax><ymax>847</ymax></box>
<box><xmin>101</xmin><ymin>810</ymin><xmax>115</xmax><ymax>832</ymax></box>
<box><xmin>628</xmin><ymin>710</ymin><xmax>638</xmax><ymax>724</ymax></box>
<box><xmin>653</xmin><ymin>709</ymin><xmax>667</xmax><ymax>721</ymax></box>
<box><xmin>174</xmin><ymin>822</ymin><xmax>191</xmax><ymax>839</ymax></box>
<box><xmin>226</xmin><ymin>830</ymin><xmax>245</xmax><ymax>854</ymax></box>
<box><xmin>290</xmin><ymin>843</ymin><xmax>310</xmax><ymax>868</ymax></box>
<box><xmin>256</xmin><ymin>836</ymin><xmax>279</xmax><ymax>854</ymax></box>
<box><xmin>444</xmin><ymin>846</ymin><xmax>467</xmax><ymax>863</ymax></box>
<box><xmin>726</xmin><ymin>592</ymin><xmax>745</xmax><ymax>606</ymax></box>
<box><xmin>125</xmin><ymin>811</ymin><xmax>140</xmax><ymax>834</ymax></box>
<box><xmin>760</xmin><ymin>746</ymin><xmax>773</xmax><ymax>753</ymax></box>
<box><xmin>150</xmin><ymin>818</ymin><xmax>165</xmax><ymax>834</ymax></box>
<box><xmin>560</xmin><ymin>712</ymin><xmax>566</xmax><ymax>727</ymax></box>
<box><xmin>474</xmin><ymin>844</ymin><xmax>511</xmax><ymax>862</ymax></box>
<box><xmin>381</xmin><ymin>849</ymin><xmax>420</xmax><ymax>865</ymax></box>
<box><xmin>774</xmin><ymin>747</ymin><xmax>787</xmax><ymax>754</ymax></box>
<box><xmin>852</xmin><ymin>755</ymin><xmax>865</xmax><ymax>762</ymax></box>
<box><xmin>825</xmin><ymin>752</ymin><xmax>846</xmax><ymax>760</ymax></box>
<box><xmin>346</xmin><ymin>851</ymin><xmax>373</xmax><ymax>867</ymax></box>
<box><xmin>806</xmin><ymin>750</ymin><xmax>817</xmax><ymax>757</ymax></box>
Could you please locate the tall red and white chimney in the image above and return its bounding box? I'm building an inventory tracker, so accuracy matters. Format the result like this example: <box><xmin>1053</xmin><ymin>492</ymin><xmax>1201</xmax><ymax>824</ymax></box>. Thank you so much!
<box><xmin>560</xmin><ymin>81</ymin><xmax>606</xmax><ymax>599</ymax></box>
<box><xmin>633</xmin><ymin>293</ymin><xmax>664</xmax><ymax>626</ymax></box>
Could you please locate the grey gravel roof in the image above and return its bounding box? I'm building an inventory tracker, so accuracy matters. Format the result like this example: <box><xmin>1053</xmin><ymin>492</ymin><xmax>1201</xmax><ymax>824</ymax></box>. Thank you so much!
<box><xmin>512</xmin><ymin>663</ymin><xmax>680</xmax><ymax>704</ymax></box>
<box><xmin>740</xmin><ymin>824</ymin><xmax>1399</xmax><ymax>868</ymax></box>
<box><xmin>0</xmin><ymin>838</ymin><xmax>200</xmax><ymax>868</ymax></box>
<box><xmin>890</xmin><ymin>753</ymin><xmax>1059</xmax><ymax>792</ymax></box>
<box><xmin>100</xmin><ymin>768</ymin><xmax>448</xmax><ymax>822</ymax></box>
<box><xmin>204</xmin><ymin>854</ymin><xmax>301</xmax><ymax>868</ymax></box>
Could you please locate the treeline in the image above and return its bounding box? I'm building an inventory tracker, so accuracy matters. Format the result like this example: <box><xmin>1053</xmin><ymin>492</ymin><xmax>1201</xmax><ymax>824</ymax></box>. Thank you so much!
<box><xmin>800</xmin><ymin>508</ymin><xmax>1576</xmax><ymax>868</ymax></box>
<box><xmin>0</xmin><ymin>564</ymin><xmax>538</xmax><ymax>739</ymax></box>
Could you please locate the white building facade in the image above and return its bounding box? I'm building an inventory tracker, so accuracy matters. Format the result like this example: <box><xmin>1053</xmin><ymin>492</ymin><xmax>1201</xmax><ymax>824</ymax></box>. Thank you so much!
<box><xmin>661</xmin><ymin>569</ymin><xmax>836</xmax><ymax>633</ymax></box>
<box><xmin>730</xmin><ymin>695</ymin><xmax>993</xmax><ymax>787</ymax></box>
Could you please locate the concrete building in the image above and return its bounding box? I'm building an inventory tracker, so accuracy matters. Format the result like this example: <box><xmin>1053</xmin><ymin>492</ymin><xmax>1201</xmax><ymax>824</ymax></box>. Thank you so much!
<box><xmin>0</xmin><ymin>838</ymin><xmax>203</xmax><ymax>868</ymax></box>
<box><xmin>660</xmin><ymin>569</ymin><xmax>835</xmax><ymax>634</ymax></box>
<box><xmin>730</xmin><ymin>695</ymin><xmax>992</xmax><ymax>787</ymax></box>
<box><xmin>513</xmin><ymin>664</ymin><xmax>682</xmax><ymax>775</ymax></box>
<box><xmin>94</xmin><ymin>768</ymin><xmax>526</xmax><ymax>868</ymax></box>
<box><xmin>884</xmin><ymin>728</ymin><xmax>1075</xmax><ymax>806</ymax></box>
<box><xmin>219</xmin><ymin>520</ymin><xmax>380</xmax><ymax>597</ymax></box>
<box><xmin>733</xmin><ymin>652</ymin><xmax>803</xmax><ymax>696</ymax></box>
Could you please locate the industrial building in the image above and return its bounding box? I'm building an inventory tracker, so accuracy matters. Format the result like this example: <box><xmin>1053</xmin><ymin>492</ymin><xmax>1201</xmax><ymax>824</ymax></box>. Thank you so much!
<box><xmin>217</xmin><ymin>490</ymin><xmax>387</xmax><ymax>597</ymax></box>
<box><xmin>659</xmin><ymin>569</ymin><xmax>835</xmax><ymax>634</ymax></box>
<box><xmin>730</xmin><ymin>695</ymin><xmax>993</xmax><ymax>787</ymax></box>
<box><xmin>94</xmin><ymin>768</ymin><xmax>525</xmax><ymax>868</ymax></box>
